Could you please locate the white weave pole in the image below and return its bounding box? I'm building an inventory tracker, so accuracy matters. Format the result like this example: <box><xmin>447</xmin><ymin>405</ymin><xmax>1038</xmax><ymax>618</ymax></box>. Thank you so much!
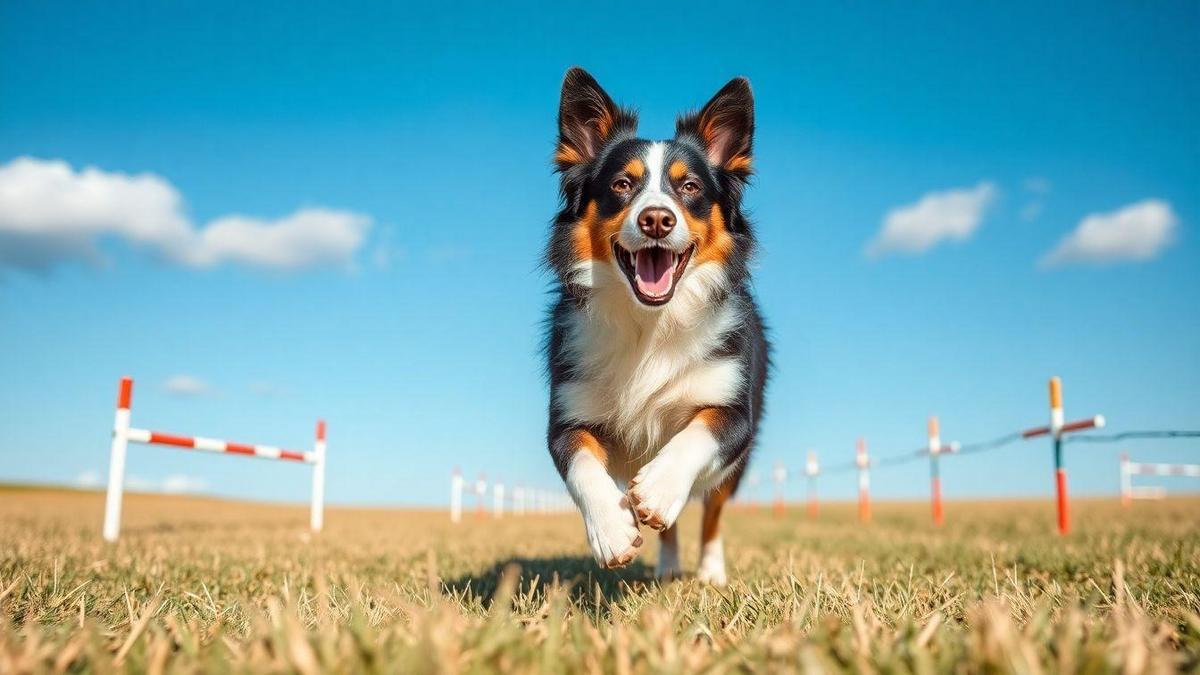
<box><xmin>493</xmin><ymin>481</ymin><xmax>505</xmax><ymax>518</ymax></box>
<box><xmin>475</xmin><ymin>474</ymin><xmax>487</xmax><ymax>519</ymax></box>
<box><xmin>1120</xmin><ymin>453</ymin><xmax>1132</xmax><ymax>507</ymax></box>
<box><xmin>771</xmin><ymin>461</ymin><xmax>787</xmax><ymax>517</ymax></box>
<box><xmin>450</xmin><ymin>468</ymin><xmax>464</xmax><ymax>523</ymax></box>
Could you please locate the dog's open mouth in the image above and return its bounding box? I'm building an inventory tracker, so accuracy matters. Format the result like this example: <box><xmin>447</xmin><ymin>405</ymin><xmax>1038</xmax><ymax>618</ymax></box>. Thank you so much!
<box><xmin>613</xmin><ymin>242</ymin><xmax>695</xmax><ymax>306</ymax></box>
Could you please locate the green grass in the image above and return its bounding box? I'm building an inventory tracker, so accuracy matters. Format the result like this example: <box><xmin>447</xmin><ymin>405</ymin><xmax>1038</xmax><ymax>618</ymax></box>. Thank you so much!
<box><xmin>2</xmin><ymin>487</ymin><xmax>1198</xmax><ymax>672</ymax></box>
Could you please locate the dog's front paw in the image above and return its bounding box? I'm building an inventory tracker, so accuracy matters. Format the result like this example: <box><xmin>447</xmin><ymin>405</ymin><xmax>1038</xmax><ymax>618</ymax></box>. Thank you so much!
<box><xmin>582</xmin><ymin>494</ymin><xmax>643</xmax><ymax>568</ymax></box>
<box><xmin>627</xmin><ymin>459</ymin><xmax>694</xmax><ymax>531</ymax></box>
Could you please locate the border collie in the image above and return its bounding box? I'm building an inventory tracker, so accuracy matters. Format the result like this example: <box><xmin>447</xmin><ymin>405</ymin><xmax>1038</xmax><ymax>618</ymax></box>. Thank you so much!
<box><xmin>544</xmin><ymin>68</ymin><xmax>769</xmax><ymax>585</ymax></box>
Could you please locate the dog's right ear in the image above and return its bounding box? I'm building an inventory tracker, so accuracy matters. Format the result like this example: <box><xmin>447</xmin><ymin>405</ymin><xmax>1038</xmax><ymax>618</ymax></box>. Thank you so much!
<box><xmin>556</xmin><ymin>68</ymin><xmax>636</xmax><ymax>171</ymax></box>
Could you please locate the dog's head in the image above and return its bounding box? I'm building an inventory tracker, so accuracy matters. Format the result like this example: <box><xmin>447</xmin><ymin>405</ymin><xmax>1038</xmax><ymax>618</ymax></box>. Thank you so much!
<box><xmin>547</xmin><ymin>68</ymin><xmax>755</xmax><ymax>309</ymax></box>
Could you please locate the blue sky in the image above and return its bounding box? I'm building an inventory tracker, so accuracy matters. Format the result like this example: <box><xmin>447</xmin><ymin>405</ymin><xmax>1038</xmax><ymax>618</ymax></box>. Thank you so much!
<box><xmin>1</xmin><ymin>1</ymin><xmax>1197</xmax><ymax>507</ymax></box>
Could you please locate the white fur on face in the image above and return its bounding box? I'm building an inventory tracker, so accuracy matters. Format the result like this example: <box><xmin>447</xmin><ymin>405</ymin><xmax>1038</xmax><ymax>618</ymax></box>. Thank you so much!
<box><xmin>616</xmin><ymin>142</ymin><xmax>690</xmax><ymax>254</ymax></box>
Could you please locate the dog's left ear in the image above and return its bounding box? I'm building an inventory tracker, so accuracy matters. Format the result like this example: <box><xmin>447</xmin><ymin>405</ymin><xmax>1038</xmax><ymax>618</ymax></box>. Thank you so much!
<box><xmin>676</xmin><ymin>77</ymin><xmax>754</xmax><ymax>177</ymax></box>
<box><xmin>556</xmin><ymin>67</ymin><xmax>637</xmax><ymax>171</ymax></box>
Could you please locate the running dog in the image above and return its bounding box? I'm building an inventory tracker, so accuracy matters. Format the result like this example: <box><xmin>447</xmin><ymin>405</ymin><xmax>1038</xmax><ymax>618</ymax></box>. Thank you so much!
<box><xmin>544</xmin><ymin>68</ymin><xmax>769</xmax><ymax>585</ymax></box>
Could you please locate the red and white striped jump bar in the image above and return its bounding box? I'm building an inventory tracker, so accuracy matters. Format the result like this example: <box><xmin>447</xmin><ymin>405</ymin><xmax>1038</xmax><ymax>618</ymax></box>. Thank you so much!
<box><xmin>102</xmin><ymin>376</ymin><xmax>327</xmax><ymax>542</ymax></box>
<box><xmin>123</xmin><ymin>429</ymin><xmax>317</xmax><ymax>463</ymax></box>
<box><xmin>1126</xmin><ymin>462</ymin><xmax>1200</xmax><ymax>477</ymax></box>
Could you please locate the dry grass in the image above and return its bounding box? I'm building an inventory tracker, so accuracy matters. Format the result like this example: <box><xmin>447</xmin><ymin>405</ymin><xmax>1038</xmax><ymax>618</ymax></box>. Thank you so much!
<box><xmin>1</xmin><ymin>486</ymin><xmax>1198</xmax><ymax>673</ymax></box>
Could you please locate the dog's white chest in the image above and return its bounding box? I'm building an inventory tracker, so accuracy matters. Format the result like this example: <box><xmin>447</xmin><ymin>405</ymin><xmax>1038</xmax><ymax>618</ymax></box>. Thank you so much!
<box><xmin>555</xmin><ymin>293</ymin><xmax>745</xmax><ymax>477</ymax></box>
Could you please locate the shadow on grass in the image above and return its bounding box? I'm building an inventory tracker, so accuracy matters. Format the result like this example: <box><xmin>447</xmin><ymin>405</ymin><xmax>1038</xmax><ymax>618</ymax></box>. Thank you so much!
<box><xmin>443</xmin><ymin>556</ymin><xmax>656</xmax><ymax>610</ymax></box>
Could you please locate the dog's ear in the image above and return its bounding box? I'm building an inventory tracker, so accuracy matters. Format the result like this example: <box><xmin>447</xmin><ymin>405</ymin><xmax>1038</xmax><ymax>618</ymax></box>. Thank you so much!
<box><xmin>556</xmin><ymin>68</ymin><xmax>636</xmax><ymax>171</ymax></box>
<box><xmin>676</xmin><ymin>77</ymin><xmax>754</xmax><ymax>177</ymax></box>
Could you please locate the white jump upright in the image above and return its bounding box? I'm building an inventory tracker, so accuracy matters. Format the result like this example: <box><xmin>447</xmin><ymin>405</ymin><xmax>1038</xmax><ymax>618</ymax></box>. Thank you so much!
<box><xmin>310</xmin><ymin>420</ymin><xmax>328</xmax><ymax>533</ymax></box>
<box><xmin>102</xmin><ymin>377</ymin><xmax>135</xmax><ymax>543</ymax></box>
<box><xmin>102</xmin><ymin>376</ymin><xmax>327</xmax><ymax>542</ymax></box>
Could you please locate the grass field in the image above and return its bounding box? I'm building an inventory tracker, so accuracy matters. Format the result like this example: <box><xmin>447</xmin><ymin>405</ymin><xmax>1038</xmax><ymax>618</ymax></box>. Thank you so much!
<box><xmin>1</xmin><ymin>487</ymin><xmax>1198</xmax><ymax>673</ymax></box>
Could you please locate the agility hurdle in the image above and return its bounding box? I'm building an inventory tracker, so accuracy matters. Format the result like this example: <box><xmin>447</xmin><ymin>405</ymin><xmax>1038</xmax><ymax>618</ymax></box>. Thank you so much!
<box><xmin>102</xmin><ymin>376</ymin><xmax>327</xmax><ymax>542</ymax></box>
<box><xmin>1120</xmin><ymin>453</ymin><xmax>1200</xmax><ymax>506</ymax></box>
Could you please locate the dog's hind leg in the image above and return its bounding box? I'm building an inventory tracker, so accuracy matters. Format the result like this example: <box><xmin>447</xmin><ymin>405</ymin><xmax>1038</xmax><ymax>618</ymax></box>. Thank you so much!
<box><xmin>656</xmin><ymin>523</ymin><xmax>682</xmax><ymax>581</ymax></box>
<box><xmin>697</xmin><ymin>482</ymin><xmax>731</xmax><ymax>586</ymax></box>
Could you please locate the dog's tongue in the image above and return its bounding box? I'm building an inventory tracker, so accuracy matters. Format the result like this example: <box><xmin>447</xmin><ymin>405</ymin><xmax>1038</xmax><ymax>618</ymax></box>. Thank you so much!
<box><xmin>635</xmin><ymin>248</ymin><xmax>675</xmax><ymax>297</ymax></box>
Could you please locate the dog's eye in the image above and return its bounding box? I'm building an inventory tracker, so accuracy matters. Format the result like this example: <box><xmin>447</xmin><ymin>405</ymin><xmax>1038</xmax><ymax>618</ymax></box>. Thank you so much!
<box><xmin>612</xmin><ymin>177</ymin><xmax>633</xmax><ymax>193</ymax></box>
<box><xmin>680</xmin><ymin>181</ymin><xmax>701</xmax><ymax>195</ymax></box>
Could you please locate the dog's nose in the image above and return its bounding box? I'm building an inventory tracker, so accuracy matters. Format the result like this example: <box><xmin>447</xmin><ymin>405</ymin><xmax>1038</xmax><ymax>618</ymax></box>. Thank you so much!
<box><xmin>637</xmin><ymin>207</ymin><xmax>676</xmax><ymax>239</ymax></box>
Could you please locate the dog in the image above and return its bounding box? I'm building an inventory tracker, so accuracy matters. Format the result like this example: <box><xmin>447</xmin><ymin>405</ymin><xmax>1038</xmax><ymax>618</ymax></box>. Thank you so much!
<box><xmin>543</xmin><ymin>68</ymin><xmax>769</xmax><ymax>585</ymax></box>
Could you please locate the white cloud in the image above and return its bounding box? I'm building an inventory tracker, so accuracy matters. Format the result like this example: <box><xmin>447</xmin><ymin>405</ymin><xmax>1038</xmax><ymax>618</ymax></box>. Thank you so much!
<box><xmin>76</xmin><ymin>470</ymin><xmax>102</xmax><ymax>488</ymax></box>
<box><xmin>866</xmin><ymin>182</ymin><xmax>997</xmax><ymax>258</ymax></box>
<box><xmin>1040</xmin><ymin>199</ymin><xmax>1178</xmax><ymax>267</ymax></box>
<box><xmin>164</xmin><ymin>374</ymin><xmax>212</xmax><ymax>397</ymax></box>
<box><xmin>0</xmin><ymin>156</ymin><xmax>371</xmax><ymax>272</ymax></box>
<box><xmin>192</xmin><ymin>209</ymin><xmax>370</xmax><ymax>269</ymax></box>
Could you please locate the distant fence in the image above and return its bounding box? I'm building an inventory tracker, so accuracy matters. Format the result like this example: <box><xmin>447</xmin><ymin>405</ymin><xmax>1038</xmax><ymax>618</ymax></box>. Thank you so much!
<box><xmin>450</xmin><ymin>376</ymin><xmax>1199</xmax><ymax>535</ymax></box>
<box><xmin>103</xmin><ymin>376</ymin><xmax>327</xmax><ymax>542</ymax></box>
<box><xmin>784</xmin><ymin>376</ymin><xmax>1196</xmax><ymax>535</ymax></box>
<box><xmin>449</xmin><ymin>468</ymin><xmax>571</xmax><ymax>523</ymax></box>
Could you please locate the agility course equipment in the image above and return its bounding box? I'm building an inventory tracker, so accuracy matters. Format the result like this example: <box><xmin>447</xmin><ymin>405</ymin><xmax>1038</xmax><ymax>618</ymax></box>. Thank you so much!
<box><xmin>1120</xmin><ymin>454</ymin><xmax>1200</xmax><ymax>505</ymax></box>
<box><xmin>805</xmin><ymin>450</ymin><xmax>820</xmax><ymax>518</ymax></box>
<box><xmin>448</xmin><ymin>469</ymin><xmax>570</xmax><ymax>522</ymax></box>
<box><xmin>1021</xmin><ymin>376</ymin><xmax>1105</xmax><ymax>535</ymax></box>
<box><xmin>447</xmin><ymin>376</ymin><xmax>1195</xmax><ymax>530</ymax></box>
<box><xmin>450</xmin><ymin>468</ymin><xmax>465</xmax><ymax>523</ymax></box>
<box><xmin>102</xmin><ymin>376</ymin><xmax>327</xmax><ymax>542</ymax></box>
<box><xmin>856</xmin><ymin>438</ymin><xmax>871</xmax><ymax>524</ymax></box>
<box><xmin>771</xmin><ymin>461</ymin><xmax>788</xmax><ymax>516</ymax></box>
<box><xmin>924</xmin><ymin>417</ymin><xmax>959</xmax><ymax>526</ymax></box>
